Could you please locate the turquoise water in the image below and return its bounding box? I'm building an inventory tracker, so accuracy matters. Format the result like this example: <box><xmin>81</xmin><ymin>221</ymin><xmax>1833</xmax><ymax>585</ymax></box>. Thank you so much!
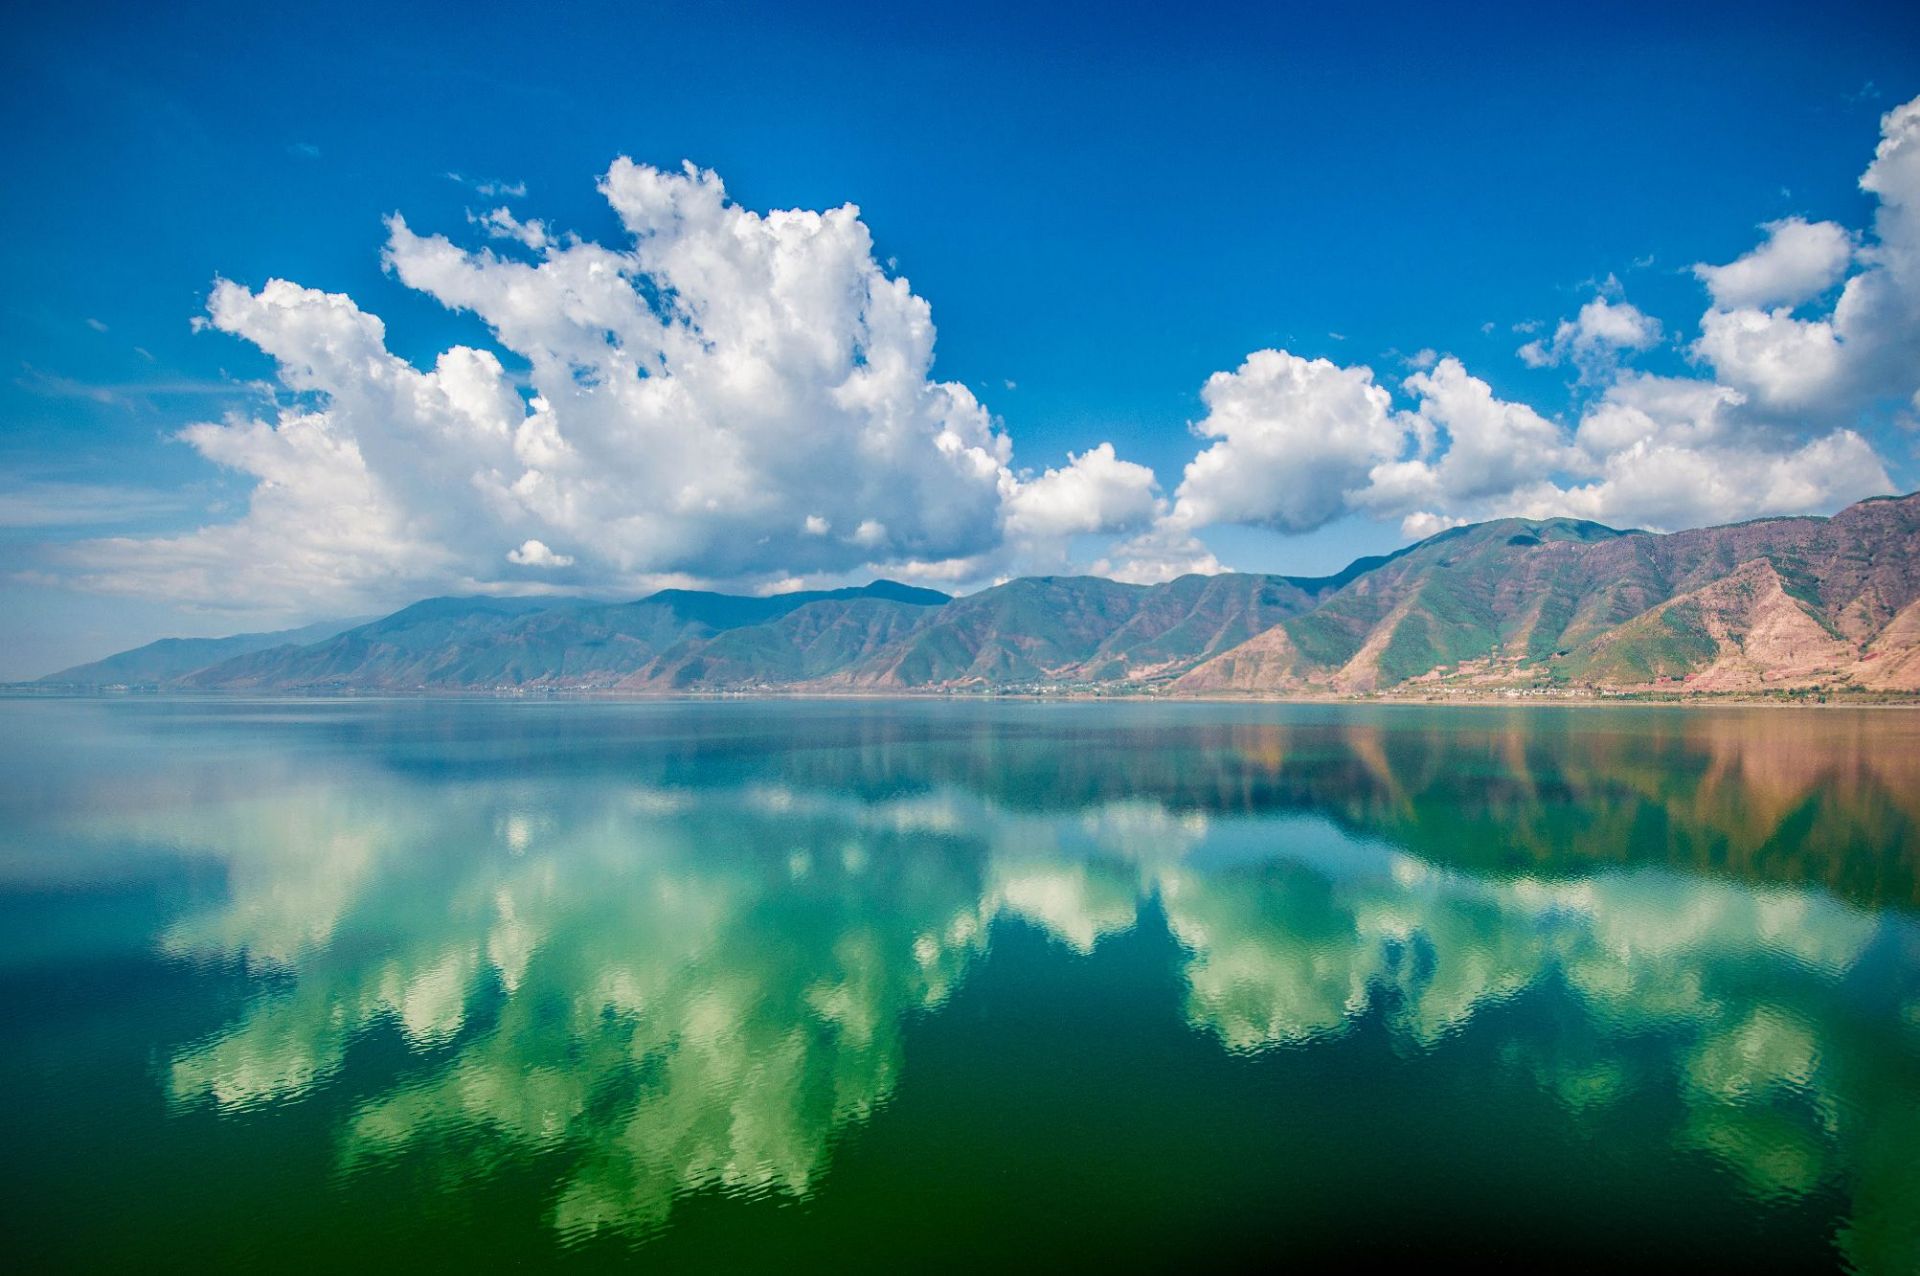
<box><xmin>2</xmin><ymin>698</ymin><xmax>1917</xmax><ymax>1270</ymax></box>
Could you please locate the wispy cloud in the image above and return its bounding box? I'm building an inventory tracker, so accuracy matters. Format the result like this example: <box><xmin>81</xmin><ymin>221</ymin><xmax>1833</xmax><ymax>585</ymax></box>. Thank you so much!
<box><xmin>14</xmin><ymin>364</ymin><xmax>268</xmax><ymax>407</ymax></box>
<box><xmin>445</xmin><ymin>171</ymin><xmax>526</xmax><ymax>198</ymax></box>
<box><xmin>0</xmin><ymin>481</ymin><xmax>189</xmax><ymax>528</ymax></box>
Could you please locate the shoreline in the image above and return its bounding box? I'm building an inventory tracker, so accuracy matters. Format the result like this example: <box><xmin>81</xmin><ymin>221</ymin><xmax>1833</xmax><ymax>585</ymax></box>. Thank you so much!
<box><xmin>6</xmin><ymin>686</ymin><xmax>1919</xmax><ymax>709</ymax></box>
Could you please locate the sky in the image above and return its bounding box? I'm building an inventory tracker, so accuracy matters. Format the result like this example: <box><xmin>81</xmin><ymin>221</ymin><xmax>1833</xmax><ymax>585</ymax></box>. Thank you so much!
<box><xmin>4</xmin><ymin>0</ymin><xmax>1920</xmax><ymax>678</ymax></box>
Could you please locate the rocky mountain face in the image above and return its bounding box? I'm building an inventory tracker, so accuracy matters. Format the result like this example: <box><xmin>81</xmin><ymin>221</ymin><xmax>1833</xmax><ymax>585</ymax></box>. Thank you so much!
<box><xmin>1176</xmin><ymin>492</ymin><xmax>1920</xmax><ymax>696</ymax></box>
<box><xmin>36</xmin><ymin>493</ymin><xmax>1920</xmax><ymax>696</ymax></box>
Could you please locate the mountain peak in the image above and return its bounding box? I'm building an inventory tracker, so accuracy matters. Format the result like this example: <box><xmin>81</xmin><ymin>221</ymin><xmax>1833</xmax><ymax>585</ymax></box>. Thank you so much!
<box><xmin>854</xmin><ymin>580</ymin><xmax>952</xmax><ymax>605</ymax></box>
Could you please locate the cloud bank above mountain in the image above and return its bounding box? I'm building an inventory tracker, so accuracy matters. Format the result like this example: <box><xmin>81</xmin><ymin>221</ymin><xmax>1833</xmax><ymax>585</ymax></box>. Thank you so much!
<box><xmin>58</xmin><ymin>96</ymin><xmax>1920</xmax><ymax>611</ymax></box>
<box><xmin>1148</xmin><ymin>95</ymin><xmax>1920</xmax><ymax>558</ymax></box>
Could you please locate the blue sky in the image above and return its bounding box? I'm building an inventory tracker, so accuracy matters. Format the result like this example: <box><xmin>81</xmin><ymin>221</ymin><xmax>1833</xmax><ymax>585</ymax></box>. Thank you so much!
<box><xmin>5</xmin><ymin>0</ymin><xmax>1920</xmax><ymax>676</ymax></box>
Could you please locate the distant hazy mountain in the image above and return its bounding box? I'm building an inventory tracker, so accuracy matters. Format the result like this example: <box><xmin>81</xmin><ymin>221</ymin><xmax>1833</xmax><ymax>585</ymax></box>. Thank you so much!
<box><xmin>39</xmin><ymin>493</ymin><xmax>1920</xmax><ymax>696</ymax></box>
<box><xmin>175</xmin><ymin>581</ymin><xmax>952</xmax><ymax>692</ymax></box>
<box><xmin>37</xmin><ymin>616</ymin><xmax>370</xmax><ymax>687</ymax></box>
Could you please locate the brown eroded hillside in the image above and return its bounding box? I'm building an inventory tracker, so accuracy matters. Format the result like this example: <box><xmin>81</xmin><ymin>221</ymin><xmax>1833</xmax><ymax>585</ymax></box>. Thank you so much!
<box><xmin>1175</xmin><ymin>492</ymin><xmax>1920</xmax><ymax>695</ymax></box>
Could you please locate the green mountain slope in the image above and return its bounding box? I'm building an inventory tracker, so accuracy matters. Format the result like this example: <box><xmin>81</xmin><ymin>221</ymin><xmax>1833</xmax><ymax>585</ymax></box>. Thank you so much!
<box><xmin>621</xmin><ymin>596</ymin><xmax>945</xmax><ymax>690</ymax></box>
<box><xmin>792</xmin><ymin>571</ymin><xmax>1325</xmax><ymax>690</ymax></box>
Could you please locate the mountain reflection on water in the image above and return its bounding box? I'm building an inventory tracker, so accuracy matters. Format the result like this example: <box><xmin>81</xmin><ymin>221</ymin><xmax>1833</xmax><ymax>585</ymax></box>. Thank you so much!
<box><xmin>2</xmin><ymin>699</ymin><xmax>1917</xmax><ymax>1270</ymax></box>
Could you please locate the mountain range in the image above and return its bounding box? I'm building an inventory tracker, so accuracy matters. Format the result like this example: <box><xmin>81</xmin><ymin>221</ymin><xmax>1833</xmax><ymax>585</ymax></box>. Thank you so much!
<box><xmin>35</xmin><ymin>492</ymin><xmax>1920</xmax><ymax>697</ymax></box>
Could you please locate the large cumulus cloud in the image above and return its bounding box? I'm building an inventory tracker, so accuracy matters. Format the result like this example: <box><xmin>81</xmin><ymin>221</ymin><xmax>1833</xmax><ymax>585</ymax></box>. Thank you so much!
<box><xmin>1693</xmin><ymin>96</ymin><xmax>1920</xmax><ymax>417</ymax></box>
<box><xmin>1156</xmin><ymin>349</ymin><xmax>1888</xmax><ymax>546</ymax></box>
<box><xmin>69</xmin><ymin>161</ymin><xmax>1158</xmax><ymax>610</ymax></box>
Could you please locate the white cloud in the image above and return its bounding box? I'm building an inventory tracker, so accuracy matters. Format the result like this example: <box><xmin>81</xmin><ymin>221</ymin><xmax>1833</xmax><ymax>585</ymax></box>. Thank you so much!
<box><xmin>1550</xmin><ymin>429</ymin><xmax>1888</xmax><ymax>532</ymax></box>
<box><xmin>1386</xmin><ymin>363</ymin><xmax>1889</xmax><ymax>534</ymax></box>
<box><xmin>1359</xmin><ymin>357</ymin><xmax>1572</xmax><ymax>517</ymax></box>
<box><xmin>0</xmin><ymin>481</ymin><xmax>187</xmax><ymax>528</ymax></box>
<box><xmin>470</xmin><ymin>206</ymin><xmax>552</xmax><ymax>250</ymax></box>
<box><xmin>1690</xmin><ymin>306</ymin><xmax>1844</xmax><ymax>411</ymax></box>
<box><xmin>76</xmin><ymin>398</ymin><xmax>450</xmax><ymax>607</ymax></box>
<box><xmin>1091</xmin><ymin>522</ymin><xmax>1223</xmax><ymax>584</ymax></box>
<box><xmin>1692</xmin><ymin>95</ymin><xmax>1920</xmax><ymax>419</ymax></box>
<box><xmin>1692</xmin><ymin>217</ymin><xmax>1854</xmax><ymax>310</ymax></box>
<box><xmin>1171</xmin><ymin>350</ymin><xmax>1405</xmax><ymax>534</ymax></box>
<box><xmin>1517</xmin><ymin>296</ymin><xmax>1662</xmax><ymax>372</ymax></box>
<box><xmin>446</xmin><ymin>172</ymin><xmax>526</xmax><ymax>199</ymax></box>
<box><xmin>1151</xmin><ymin>346</ymin><xmax>1891</xmax><ymax>545</ymax></box>
<box><xmin>507</xmin><ymin>539</ymin><xmax>573</xmax><ymax>568</ymax></box>
<box><xmin>1399</xmin><ymin>511</ymin><xmax>1466</xmax><ymax>539</ymax></box>
<box><xmin>1003</xmin><ymin>443</ymin><xmax>1160</xmax><ymax>543</ymax></box>
<box><xmin>65</xmin><ymin>160</ymin><xmax>1157</xmax><ymax>611</ymax></box>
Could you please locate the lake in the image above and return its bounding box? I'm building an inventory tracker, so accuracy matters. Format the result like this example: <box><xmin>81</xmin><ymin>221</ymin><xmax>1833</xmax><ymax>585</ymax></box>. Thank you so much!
<box><xmin>2</xmin><ymin>698</ymin><xmax>1917</xmax><ymax>1271</ymax></box>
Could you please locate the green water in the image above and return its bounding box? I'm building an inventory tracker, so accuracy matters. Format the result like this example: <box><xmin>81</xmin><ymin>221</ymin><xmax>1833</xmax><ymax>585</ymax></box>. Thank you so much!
<box><xmin>2</xmin><ymin>699</ymin><xmax>1917</xmax><ymax>1271</ymax></box>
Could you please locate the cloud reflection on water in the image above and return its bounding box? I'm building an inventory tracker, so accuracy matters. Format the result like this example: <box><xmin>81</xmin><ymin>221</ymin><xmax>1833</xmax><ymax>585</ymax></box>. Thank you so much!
<box><xmin>7</xmin><ymin>701</ymin><xmax>1916</xmax><ymax>1266</ymax></box>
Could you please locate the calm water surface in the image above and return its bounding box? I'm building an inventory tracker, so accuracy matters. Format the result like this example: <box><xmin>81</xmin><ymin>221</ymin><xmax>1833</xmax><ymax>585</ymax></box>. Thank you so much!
<box><xmin>2</xmin><ymin>699</ymin><xmax>1917</xmax><ymax>1271</ymax></box>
